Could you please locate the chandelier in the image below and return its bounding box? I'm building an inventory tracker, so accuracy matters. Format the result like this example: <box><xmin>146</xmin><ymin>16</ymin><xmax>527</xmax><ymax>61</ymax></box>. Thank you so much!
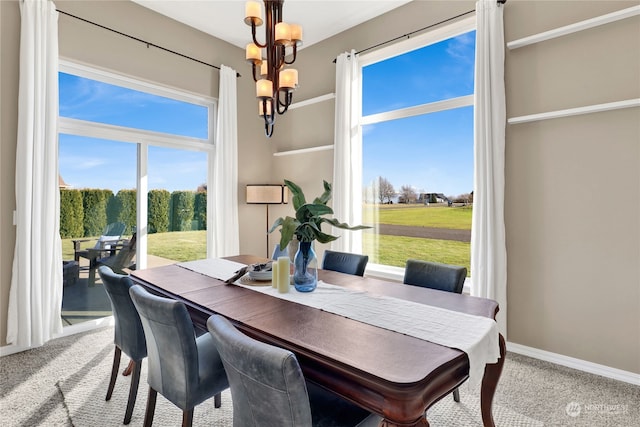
<box><xmin>244</xmin><ymin>1</ymin><xmax>301</xmax><ymax>137</ymax></box>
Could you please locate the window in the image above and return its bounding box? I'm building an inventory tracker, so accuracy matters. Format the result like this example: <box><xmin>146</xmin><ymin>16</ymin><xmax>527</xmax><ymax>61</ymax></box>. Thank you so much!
<box><xmin>58</xmin><ymin>62</ymin><xmax>214</xmax><ymax>326</ymax></box>
<box><xmin>360</xmin><ymin>18</ymin><xmax>475</xmax><ymax>279</ymax></box>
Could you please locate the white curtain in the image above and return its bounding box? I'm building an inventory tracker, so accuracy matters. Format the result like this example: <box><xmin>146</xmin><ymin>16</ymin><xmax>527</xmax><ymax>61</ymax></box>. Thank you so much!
<box><xmin>211</xmin><ymin>65</ymin><xmax>240</xmax><ymax>257</ymax></box>
<box><xmin>331</xmin><ymin>50</ymin><xmax>363</xmax><ymax>253</ymax></box>
<box><xmin>7</xmin><ymin>0</ymin><xmax>62</xmax><ymax>348</ymax></box>
<box><xmin>471</xmin><ymin>0</ymin><xmax>507</xmax><ymax>337</ymax></box>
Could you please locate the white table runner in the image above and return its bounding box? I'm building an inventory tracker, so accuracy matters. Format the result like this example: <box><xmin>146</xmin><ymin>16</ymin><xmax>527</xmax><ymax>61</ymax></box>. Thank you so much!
<box><xmin>179</xmin><ymin>258</ymin><xmax>500</xmax><ymax>387</ymax></box>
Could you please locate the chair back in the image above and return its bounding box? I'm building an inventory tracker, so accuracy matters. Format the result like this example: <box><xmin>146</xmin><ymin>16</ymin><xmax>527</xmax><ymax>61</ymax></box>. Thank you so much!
<box><xmin>207</xmin><ymin>315</ymin><xmax>313</xmax><ymax>427</ymax></box>
<box><xmin>94</xmin><ymin>222</ymin><xmax>127</xmax><ymax>249</ymax></box>
<box><xmin>129</xmin><ymin>284</ymin><xmax>203</xmax><ymax>410</ymax></box>
<box><xmin>403</xmin><ymin>259</ymin><xmax>467</xmax><ymax>294</ymax></box>
<box><xmin>98</xmin><ymin>266</ymin><xmax>146</xmax><ymax>361</ymax></box>
<box><xmin>103</xmin><ymin>233</ymin><xmax>137</xmax><ymax>273</ymax></box>
<box><xmin>322</xmin><ymin>250</ymin><xmax>369</xmax><ymax>277</ymax></box>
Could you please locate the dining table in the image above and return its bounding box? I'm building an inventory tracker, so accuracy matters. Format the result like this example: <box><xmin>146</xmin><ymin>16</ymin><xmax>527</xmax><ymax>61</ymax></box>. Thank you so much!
<box><xmin>129</xmin><ymin>254</ymin><xmax>506</xmax><ymax>427</ymax></box>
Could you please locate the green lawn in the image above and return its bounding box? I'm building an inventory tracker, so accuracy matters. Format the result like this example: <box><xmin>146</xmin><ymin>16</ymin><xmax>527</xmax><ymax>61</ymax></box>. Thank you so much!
<box><xmin>363</xmin><ymin>204</ymin><xmax>472</xmax><ymax>230</ymax></box>
<box><xmin>363</xmin><ymin>234</ymin><xmax>470</xmax><ymax>275</ymax></box>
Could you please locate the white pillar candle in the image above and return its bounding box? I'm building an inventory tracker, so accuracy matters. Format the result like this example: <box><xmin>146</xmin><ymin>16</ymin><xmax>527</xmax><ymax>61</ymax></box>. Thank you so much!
<box><xmin>271</xmin><ymin>261</ymin><xmax>279</xmax><ymax>289</ymax></box>
<box><xmin>260</xmin><ymin>60</ymin><xmax>268</xmax><ymax>77</ymax></box>
<box><xmin>277</xmin><ymin>256</ymin><xmax>290</xmax><ymax>293</ymax></box>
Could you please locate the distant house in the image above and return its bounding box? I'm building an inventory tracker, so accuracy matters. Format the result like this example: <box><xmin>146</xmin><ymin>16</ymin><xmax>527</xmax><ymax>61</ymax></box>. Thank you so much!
<box><xmin>58</xmin><ymin>175</ymin><xmax>70</xmax><ymax>189</ymax></box>
<box><xmin>418</xmin><ymin>193</ymin><xmax>451</xmax><ymax>205</ymax></box>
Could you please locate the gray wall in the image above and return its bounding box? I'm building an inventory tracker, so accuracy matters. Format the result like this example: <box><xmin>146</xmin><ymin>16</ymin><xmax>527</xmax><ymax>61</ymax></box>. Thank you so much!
<box><xmin>1</xmin><ymin>0</ymin><xmax>638</xmax><ymax>375</ymax></box>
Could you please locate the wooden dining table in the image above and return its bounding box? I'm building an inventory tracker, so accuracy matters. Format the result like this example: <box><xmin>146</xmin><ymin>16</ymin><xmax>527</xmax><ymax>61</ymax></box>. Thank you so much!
<box><xmin>129</xmin><ymin>255</ymin><xmax>506</xmax><ymax>427</ymax></box>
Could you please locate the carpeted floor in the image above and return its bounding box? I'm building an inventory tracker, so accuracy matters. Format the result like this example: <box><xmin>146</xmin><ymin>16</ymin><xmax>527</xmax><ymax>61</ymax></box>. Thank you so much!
<box><xmin>0</xmin><ymin>326</ymin><xmax>638</xmax><ymax>426</ymax></box>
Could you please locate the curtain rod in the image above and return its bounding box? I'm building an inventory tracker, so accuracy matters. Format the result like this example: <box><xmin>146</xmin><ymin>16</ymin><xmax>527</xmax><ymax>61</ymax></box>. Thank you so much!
<box><xmin>57</xmin><ymin>9</ymin><xmax>240</xmax><ymax>77</ymax></box>
<box><xmin>332</xmin><ymin>0</ymin><xmax>507</xmax><ymax>63</ymax></box>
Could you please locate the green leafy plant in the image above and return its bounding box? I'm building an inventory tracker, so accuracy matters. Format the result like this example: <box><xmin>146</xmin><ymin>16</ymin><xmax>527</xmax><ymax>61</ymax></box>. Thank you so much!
<box><xmin>269</xmin><ymin>180</ymin><xmax>370</xmax><ymax>249</ymax></box>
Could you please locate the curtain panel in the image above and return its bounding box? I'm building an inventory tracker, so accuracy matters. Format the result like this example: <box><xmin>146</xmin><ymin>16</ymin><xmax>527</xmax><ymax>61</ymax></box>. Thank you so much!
<box><xmin>211</xmin><ymin>65</ymin><xmax>240</xmax><ymax>257</ymax></box>
<box><xmin>331</xmin><ymin>50</ymin><xmax>364</xmax><ymax>254</ymax></box>
<box><xmin>7</xmin><ymin>0</ymin><xmax>63</xmax><ymax>348</ymax></box>
<box><xmin>471</xmin><ymin>0</ymin><xmax>508</xmax><ymax>337</ymax></box>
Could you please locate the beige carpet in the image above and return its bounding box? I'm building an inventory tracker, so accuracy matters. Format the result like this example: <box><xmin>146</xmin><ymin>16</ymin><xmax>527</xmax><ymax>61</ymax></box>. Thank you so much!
<box><xmin>59</xmin><ymin>345</ymin><xmax>542</xmax><ymax>427</ymax></box>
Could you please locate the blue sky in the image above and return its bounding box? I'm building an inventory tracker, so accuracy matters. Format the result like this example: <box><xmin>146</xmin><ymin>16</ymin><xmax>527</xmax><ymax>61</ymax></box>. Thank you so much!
<box><xmin>59</xmin><ymin>30</ymin><xmax>474</xmax><ymax>198</ymax></box>
<box><xmin>58</xmin><ymin>73</ymin><xmax>208</xmax><ymax>193</ymax></box>
<box><xmin>362</xmin><ymin>30</ymin><xmax>475</xmax><ymax>198</ymax></box>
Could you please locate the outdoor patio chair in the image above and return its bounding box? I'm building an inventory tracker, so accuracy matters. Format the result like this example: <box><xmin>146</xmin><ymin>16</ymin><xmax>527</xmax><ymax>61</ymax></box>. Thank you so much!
<box><xmin>88</xmin><ymin>233</ymin><xmax>136</xmax><ymax>286</ymax></box>
<box><xmin>73</xmin><ymin>222</ymin><xmax>127</xmax><ymax>263</ymax></box>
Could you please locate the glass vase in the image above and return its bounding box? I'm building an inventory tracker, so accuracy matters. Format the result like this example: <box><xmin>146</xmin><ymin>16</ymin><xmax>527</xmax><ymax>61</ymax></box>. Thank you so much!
<box><xmin>293</xmin><ymin>241</ymin><xmax>317</xmax><ymax>292</ymax></box>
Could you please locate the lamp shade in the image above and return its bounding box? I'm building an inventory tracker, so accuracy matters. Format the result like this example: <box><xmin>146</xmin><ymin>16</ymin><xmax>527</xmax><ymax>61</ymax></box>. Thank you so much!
<box><xmin>246</xmin><ymin>185</ymin><xmax>288</xmax><ymax>204</ymax></box>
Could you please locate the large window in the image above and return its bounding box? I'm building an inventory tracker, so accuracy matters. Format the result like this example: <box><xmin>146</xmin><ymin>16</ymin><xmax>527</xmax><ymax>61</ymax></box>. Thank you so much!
<box><xmin>58</xmin><ymin>62</ymin><xmax>214</xmax><ymax>326</ymax></box>
<box><xmin>360</xmin><ymin>18</ymin><xmax>475</xmax><ymax>279</ymax></box>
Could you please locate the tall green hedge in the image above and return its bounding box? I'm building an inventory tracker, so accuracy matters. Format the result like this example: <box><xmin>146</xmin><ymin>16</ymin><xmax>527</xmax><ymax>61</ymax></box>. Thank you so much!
<box><xmin>59</xmin><ymin>189</ymin><xmax>84</xmax><ymax>238</ymax></box>
<box><xmin>82</xmin><ymin>189</ymin><xmax>112</xmax><ymax>237</ymax></box>
<box><xmin>115</xmin><ymin>189</ymin><xmax>137</xmax><ymax>234</ymax></box>
<box><xmin>170</xmin><ymin>191</ymin><xmax>195</xmax><ymax>231</ymax></box>
<box><xmin>194</xmin><ymin>191</ymin><xmax>207</xmax><ymax>230</ymax></box>
<box><xmin>148</xmin><ymin>189</ymin><xmax>170</xmax><ymax>233</ymax></box>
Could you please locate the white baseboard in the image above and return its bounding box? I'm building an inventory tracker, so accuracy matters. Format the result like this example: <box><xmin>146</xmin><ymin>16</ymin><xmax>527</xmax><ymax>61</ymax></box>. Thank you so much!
<box><xmin>0</xmin><ymin>316</ymin><xmax>114</xmax><ymax>357</ymax></box>
<box><xmin>507</xmin><ymin>341</ymin><xmax>640</xmax><ymax>386</ymax></box>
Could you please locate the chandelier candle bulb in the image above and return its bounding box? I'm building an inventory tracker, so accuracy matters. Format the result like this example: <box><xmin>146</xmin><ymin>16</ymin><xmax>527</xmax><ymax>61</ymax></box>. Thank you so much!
<box><xmin>279</xmin><ymin>69</ymin><xmax>298</xmax><ymax>89</ymax></box>
<box><xmin>258</xmin><ymin>100</ymin><xmax>272</xmax><ymax>116</ymax></box>
<box><xmin>277</xmin><ymin>256</ymin><xmax>290</xmax><ymax>293</ymax></box>
<box><xmin>245</xmin><ymin>43</ymin><xmax>261</xmax><ymax>62</ymax></box>
<box><xmin>244</xmin><ymin>1</ymin><xmax>262</xmax><ymax>24</ymax></box>
<box><xmin>271</xmin><ymin>261</ymin><xmax>279</xmax><ymax>288</ymax></box>
<box><xmin>290</xmin><ymin>24</ymin><xmax>302</xmax><ymax>43</ymax></box>
<box><xmin>275</xmin><ymin>22</ymin><xmax>291</xmax><ymax>44</ymax></box>
<box><xmin>256</xmin><ymin>79</ymin><xmax>273</xmax><ymax>98</ymax></box>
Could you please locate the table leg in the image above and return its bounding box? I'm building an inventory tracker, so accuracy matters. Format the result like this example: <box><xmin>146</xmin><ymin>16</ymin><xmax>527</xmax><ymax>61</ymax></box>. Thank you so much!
<box><xmin>88</xmin><ymin>258</ymin><xmax>97</xmax><ymax>287</ymax></box>
<box><xmin>480</xmin><ymin>333</ymin><xmax>506</xmax><ymax>427</ymax></box>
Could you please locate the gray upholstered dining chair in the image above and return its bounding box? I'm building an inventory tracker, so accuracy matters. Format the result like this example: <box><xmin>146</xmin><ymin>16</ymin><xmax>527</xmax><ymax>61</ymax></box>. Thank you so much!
<box><xmin>403</xmin><ymin>259</ymin><xmax>467</xmax><ymax>402</ymax></box>
<box><xmin>97</xmin><ymin>265</ymin><xmax>147</xmax><ymax>425</ymax></box>
<box><xmin>129</xmin><ymin>285</ymin><xmax>229</xmax><ymax>427</ymax></box>
<box><xmin>206</xmin><ymin>314</ymin><xmax>381</xmax><ymax>427</ymax></box>
<box><xmin>321</xmin><ymin>250</ymin><xmax>369</xmax><ymax>277</ymax></box>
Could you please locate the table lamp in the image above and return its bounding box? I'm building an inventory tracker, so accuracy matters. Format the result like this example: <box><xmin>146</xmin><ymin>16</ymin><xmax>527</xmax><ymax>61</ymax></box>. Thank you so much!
<box><xmin>246</xmin><ymin>184</ymin><xmax>288</xmax><ymax>257</ymax></box>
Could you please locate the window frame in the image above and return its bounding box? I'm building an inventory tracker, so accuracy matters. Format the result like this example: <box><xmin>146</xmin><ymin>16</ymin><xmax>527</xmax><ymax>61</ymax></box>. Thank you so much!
<box><xmin>358</xmin><ymin>16</ymin><xmax>475</xmax><ymax>290</ymax></box>
<box><xmin>58</xmin><ymin>60</ymin><xmax>216</xmax><ymax>270</ymax></box>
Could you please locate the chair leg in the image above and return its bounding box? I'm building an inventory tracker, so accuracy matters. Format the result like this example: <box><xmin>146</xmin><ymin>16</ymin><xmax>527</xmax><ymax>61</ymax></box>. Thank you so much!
<box><xmin>214</xmin><ymin>392</ymin><xmax>221</xmax><ymax>408</ymax></box>
<box><xmin>453</xmin><ymin>387</ymin><xmax>460</xmax><ymax>403</ymax></box>
<box><xmin>123</xmin><ymin>359</ymin><xmax>135</xmax><ymax>376</ymax></box>
<box><xmin>143</xmin><ymin>387</ymin><xmax>157</xmax><ymax>427</ymax></box>
<box><xmin>106</xmin><ymin>346</ymin><xmax>122</xmax><ymax>401</ymax></box>
<box><xmin>123</xmin><ymin>360</ymin><xmax>142</xmax><ymax>424</ymax></box>
<box><xmin>182</xmin><ymin>409</ymin><xmax>194</xmax><ymax>427</ymax></box>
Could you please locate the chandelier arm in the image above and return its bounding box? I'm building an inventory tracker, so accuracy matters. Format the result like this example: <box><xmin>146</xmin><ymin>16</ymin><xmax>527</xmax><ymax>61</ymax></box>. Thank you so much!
<box><xmin>276</xmin><ymin>90</ymin><xmax>292</xmax><ymax>114</ymax></box>
<box><xmin>251</xmin><ymin>62</ymin><xmax>261</xmax><ymax>82</ymax></box>
<box><xmin>284</xmin><ymin>43</ymin><xmax>297</xmax><ymax>65</ymax></box>
<box><xmin>251</xmin><ymin>21</ymin><xmax>267</xmax><ymax>48</ymax></box>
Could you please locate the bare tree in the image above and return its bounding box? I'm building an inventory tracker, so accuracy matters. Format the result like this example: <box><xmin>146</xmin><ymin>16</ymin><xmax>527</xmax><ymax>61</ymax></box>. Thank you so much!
<box><xmin>399</xmin><ymin>185</ymin><xmax>417</xmax><ymax>204</ymax></box>
<box><xmin>377</xmin><ymin>176</ymin><xmax>395</xmax><ymax>204</ymax></box>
